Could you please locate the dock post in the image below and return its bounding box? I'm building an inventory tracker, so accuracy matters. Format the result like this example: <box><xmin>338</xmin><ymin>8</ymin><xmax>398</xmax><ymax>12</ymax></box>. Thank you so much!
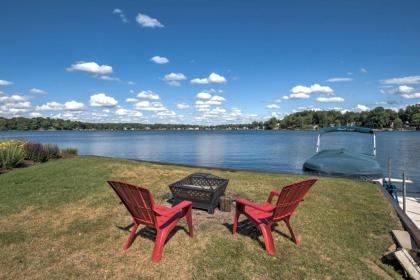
<box><xmin>403</xmin><ymin>172</ymin><xmax>406</xmax><ymax>213</ymax></box>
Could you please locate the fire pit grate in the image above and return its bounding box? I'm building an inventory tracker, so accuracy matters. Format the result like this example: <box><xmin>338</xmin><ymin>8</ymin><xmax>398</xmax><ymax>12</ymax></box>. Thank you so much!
<box><xmin>169</xmin><ymin>173</ymin><xmax>229</xmax><ymax>214</ymax></box>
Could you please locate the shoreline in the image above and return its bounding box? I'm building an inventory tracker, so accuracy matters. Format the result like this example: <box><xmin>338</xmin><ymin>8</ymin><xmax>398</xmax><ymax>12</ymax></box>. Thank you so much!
<box><xmin>82</xmin><ymin>155</ymin><xmax>377</xmax><ymax>183</ymax></box>
<box><xmin>0</xmin><ymin>128</ymin><xmax>418</xmax><ymax>132</ymax></box>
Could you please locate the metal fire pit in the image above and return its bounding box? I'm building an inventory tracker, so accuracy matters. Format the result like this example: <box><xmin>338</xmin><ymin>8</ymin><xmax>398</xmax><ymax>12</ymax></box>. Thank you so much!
<box><xmin>169</xmin><ymin>173</ymin><xmax>229</xmax><ymax>214</ymax></box>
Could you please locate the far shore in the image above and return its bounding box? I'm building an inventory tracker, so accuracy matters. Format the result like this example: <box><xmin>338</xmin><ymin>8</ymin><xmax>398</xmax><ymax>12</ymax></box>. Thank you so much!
<box><xmin>0</xmin><ymin>128</ymin><xmax>418</xmax><ymax>132</ymax></box>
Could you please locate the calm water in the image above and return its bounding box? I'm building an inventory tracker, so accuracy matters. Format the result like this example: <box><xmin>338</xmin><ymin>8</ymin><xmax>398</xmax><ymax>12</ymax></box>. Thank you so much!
<box><xmin>1</xmin><ymin>130</ymin><xmax>419</xmax><ymax>184</ymax></box>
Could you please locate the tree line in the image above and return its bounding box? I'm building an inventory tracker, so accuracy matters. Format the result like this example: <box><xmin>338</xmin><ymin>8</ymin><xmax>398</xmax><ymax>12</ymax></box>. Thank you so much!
<box><xmin>0</xmin><ymin>104</ymin><xmax>419</xmax><ymax>131</ymax></box>
<box><xmin>260</xmin><ymin>104</ymin><xmax>420</xmax><ymax>130</ymax></box>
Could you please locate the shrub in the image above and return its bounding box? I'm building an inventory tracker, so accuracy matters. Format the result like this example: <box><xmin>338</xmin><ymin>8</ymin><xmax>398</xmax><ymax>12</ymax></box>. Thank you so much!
<box><xmin>23</xmin><ymin>142</ymin><xmax>48</xmax><ymax>162</ymax></box>
<box><xmin>61</xmin><ymin>148</ymin><xmax>78</xmax><ymax>158</ymax></box>
<box><xmin>0</xmin><ymin>139</ymin><xmax>25</xmax><ymax>149</ymax></box>
<box><xmin>43</xmin><ymin>144</ymin><xmax>61</xmax><ymax>160</ymax></box>
<box><xmin>0</xmin><ymin>144</ymin><xmax>25</xmax><ymax>169</ymax></box>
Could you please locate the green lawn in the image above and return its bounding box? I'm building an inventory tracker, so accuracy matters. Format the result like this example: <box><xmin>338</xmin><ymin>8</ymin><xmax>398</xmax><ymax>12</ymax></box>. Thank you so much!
<box><xmin>0</xmin><ymin>156</ymin><xmax>402</xmax><ymax>279</ymax></box>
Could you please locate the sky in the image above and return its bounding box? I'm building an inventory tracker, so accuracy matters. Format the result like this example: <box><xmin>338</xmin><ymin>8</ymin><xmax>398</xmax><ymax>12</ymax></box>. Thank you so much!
<box><xmin>1</xmin><ymin>0</ymin><xmax>420</xmax><ymax>124</ymax></box>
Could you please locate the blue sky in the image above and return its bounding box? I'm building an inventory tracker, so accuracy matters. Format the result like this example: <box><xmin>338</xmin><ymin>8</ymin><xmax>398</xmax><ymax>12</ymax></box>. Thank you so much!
<box><xmin>1</xmin><ymin>0</ymin><xmax>420</xmax><ymax>124</ymax></box>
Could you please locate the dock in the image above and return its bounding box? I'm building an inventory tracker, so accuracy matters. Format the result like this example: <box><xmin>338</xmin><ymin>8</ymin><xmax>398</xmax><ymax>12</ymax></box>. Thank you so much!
<box><xmin>397</xmin><ymin>185</ymin><xmax>420</xmax><ymax>230</ymax></box>
<box><xmin>376</xmin><ymin>178</ymin><xmax>420</xmax><ymax>230</ymax></box>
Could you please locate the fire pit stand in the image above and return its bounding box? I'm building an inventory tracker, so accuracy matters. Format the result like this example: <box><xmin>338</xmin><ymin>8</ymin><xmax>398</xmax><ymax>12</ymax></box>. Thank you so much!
<box><xmin>169</xmin><ymin>173</ymin><xmax>229</xmax><ymax>214</ymax></box>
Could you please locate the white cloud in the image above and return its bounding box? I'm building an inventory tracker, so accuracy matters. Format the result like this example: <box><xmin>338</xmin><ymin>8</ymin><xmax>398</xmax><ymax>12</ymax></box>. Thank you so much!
<box><xmin>163</xmin><ymin>72</ymin><xmax>187</xmax><ymax>86</ymax></box>
<box><xmin>136</xmin><ymin>13</ymin><xmax>164</xmax><ymax>28</ymax></box>
<box><xmin>151</xmin><ymin>56</ymin><xmax>169</xmax><ymax>64</ymax></box>
<box><xmin>30</xmin><ymin>112</ymin><xmax>42</xmax><ymax>117</ymax></box>
<box><xmin>135</xmin><ymin>101</ymin><xmax>167</xmax><ymax>111</ymax></box>
<box><xmin>291</xmin><ymin>84</ymin><xmax>334</xmax><ymax>95</ymax></box>
<box><xmin>208</xmin><ymin>73</ymin><xmax>227</xmax><ymax>83</ymax></box>
<box><xmin>137</xmin><ymin>90</ymin><xmax>160</xmax><ymax>100</ymax></box>
<box><xmin>30</xmin><ymin>88</ymin><xmax>47</xmax><ymax>94</ymax></box>
<box><xmin>191</xmin><ymin>73</ymin><xmax>227</xmax><ymax>84</ymax></box>
<box><xmin>205</xmin><ymin>95</ymin><xmax>226</xmax><ymax>105</ymax></box>
<box><xmin>89</xmin><ymin>93</ymin><xmax>118</xmax><ymax>107</ymax></box>
<box><xmin>0</xmin><ymin>94</ymin><xmax>32</xmax><ymax>115</ymax></box>
<box><xmin>36</xmin><ymin>101</ymin><xmax>64</xmax><ymax>111</ymax></box>
<box><xmin>126</xmin><ymin>98</ymin><xmax>138</xmax><ymax>103</ymax></box>
<box><xmin>284</xmin><ymin>83</ymin><xmax>333</xmax><ymax>99</ymax></box>
<box><xmin>65</xmin><ymin>101</ymin><xmax>85</xmax><ymax>111</ymax></box>
<box><xmin>195</xmin><ymin>100</ymin><xmax>211</xmax><ymax>112</ymax></box>
<box><xmin>209</xmin><ymin>107</ymin><xmax>226</xmax><ymax>114</ymax></box>
<box><xmin>1</xmin><ymin>101</ymin><xmax>31</xmax><ymax>114</ymax></box>
<box><xmin>360</xmin><ymin>68</ymin><xmax>368</xmax><ymax>73</ymax></box>
<box><xmin>127</xmin><ymin>81</ymin><xmax>135</xmax><ymax>85</ymax></box>
<box><xmin>266</xmin><ymin>104</ymin><xmax>280</xmax><ymax>109</ymax></box>
<box><xmin>190</xmin><ymin>78</ymin><xmax>208</xmax><ymax>84</ymax></box>
<box><xmin>316</xmin><ymin>96</ymin><xmax>345</xmax><ymax>103</ymax></box>
<box><xmin>289</xmin><ymin>93</ymin><xmax>310</xmax><ymax>99</ymax></box>
<box><xmin>98</xmin><ymin>75</ymin><xmax>120</xmax><ymax>81</ymax></box>
<box><xmin>196</xmin><ymin>92</ymin><xmax>212</xmax><ymax>99</ymax></box>
<box><xmin>113</xmin><ymin>8</ymin><xmax>128</xmax><ymax>23</ymax></box>
<box><xmin>115</xmin><ymin>108</ymin><xmax>143</xmax><ymax>117</ymax></box>
<box><xmin>398</xmin><ymin>85</ymin><xmax>415</xmax><ymax>94</ymax></box>
<box><xmin>382</xmin><ymin>75</ymin><xmax>420</xmax><ymax>85</ymax></box>
<box><xmin>326</xmin><ymin>77</ymin><xmax>353</xmax><ymax>82</ymax></box>
<box><xmin>13</xmin><ymin>101</ymin><xmax>31</xmax><ymax>109</ymax></box>
<box><xmin>0</xmin><ymin>94</ymin><xmax>27</xmax><ymax>103</ymax></box>
<box><xmin>157</xmin><ymin>110</ymin><xmax>176</xmax><ymax>117</ymax></box>
<box><xmin>176</xmin><ymin>103</ymin><xmax>190</xmax><ymax>109</ymax></box>
<box><xmin>0</xmin><ymin>80</ymin><xmax>14</xmax><ymax>86</ymax></box>
<box><xmin>67</xmin><ymin>61</ymin><xmax>113</xmax><ymax>75</ymax></box>
<box><xmin>381</xmin><ymin>85</ymin><xmax>417</xmax><ymax>96</ymax></box>
<box><xmin>282</xmin><ymin>96</ymin><xmax>289</xmax><ymax>100</ymax></box>
<box><xmin>401</xmin><ymin>92</ymin><xmax>420</xmax><ymax>99</ymax></box>
<box><xmin>356</xmin><ymin>104</ymin><xmax>369</xmax><ymax>112</ymax></box>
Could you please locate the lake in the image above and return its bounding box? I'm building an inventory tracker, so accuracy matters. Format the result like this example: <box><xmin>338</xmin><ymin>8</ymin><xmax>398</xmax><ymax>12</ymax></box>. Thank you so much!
<box><xmin>1</xmin><ymin>130</ymin><xmax>419</xmax><ymax>185</ymax></box>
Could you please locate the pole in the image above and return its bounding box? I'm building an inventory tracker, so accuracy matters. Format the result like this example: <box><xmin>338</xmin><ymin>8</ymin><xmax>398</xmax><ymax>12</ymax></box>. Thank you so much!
<box><xmin>316</xmin><ymin>134</ymin><xmax>320</xmax><ymax>153</ymax></box>
<box><xmin>403</xmin><ymin>172</ymin><xmax>406</xmax><ymax>213</ymax></box>
<box><xmin>373</xmin><ymin>133</ymin><xmax>376</xmax><ymax>156</ymax></box>
<box><xmin>387</xmin><ymin>157</ymin><xmax>392</xmax><ymax>185</ymax></box>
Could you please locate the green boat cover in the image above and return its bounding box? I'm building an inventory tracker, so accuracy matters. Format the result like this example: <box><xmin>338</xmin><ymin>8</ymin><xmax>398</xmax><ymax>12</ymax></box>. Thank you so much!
<box><xmin>303</xmin><ymin>148</ymin><xmax>383</xmax><ymax>179</ymax></box>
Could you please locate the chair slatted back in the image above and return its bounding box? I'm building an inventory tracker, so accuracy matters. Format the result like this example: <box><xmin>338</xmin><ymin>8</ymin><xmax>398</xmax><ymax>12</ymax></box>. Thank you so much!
<box><xmin>273</xmin><ymin>179</ymin><xmax>317</xmax><ymax>221</ymax></box>
<box><xmin>108</xmin><ymin>181</ymin><xmax>157</xmax><ymax>226</ymax></box>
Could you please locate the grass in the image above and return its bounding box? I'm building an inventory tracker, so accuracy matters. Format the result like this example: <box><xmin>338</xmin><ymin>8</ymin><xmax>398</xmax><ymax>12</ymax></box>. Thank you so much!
<box><xmin>0</xmin><ymin>156</ymin><xmax>402</xmax><ymax>279</ymax></box>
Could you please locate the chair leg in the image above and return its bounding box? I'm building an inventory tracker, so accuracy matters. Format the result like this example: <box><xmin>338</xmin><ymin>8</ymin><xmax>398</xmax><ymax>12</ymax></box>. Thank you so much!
<box><xmin>152</xmin><ymin>229</ymin><xmax>170</xmax><ymax>263</ymax></box>
<box><xmin>233</xmin><ymin>205</ymin><xmax>240</xmax><ymax>236</ymax></box>
<box><xmin>284</xmin><ymin>216</ymin><xmax>300</xmax><ymax>246</ymax></box>
<box><xmin>258</xmin><ymin>224</ymin><xmax>276</xmax><ymax>256</ymax></box>
<box><xmin>123</xmin><ymin>223</ymin><xmax>139</xmax><ymax>251</ymax></box>
<box><xmin>185</xmin><ymin>205</ymin><xmax>193</xmax><ymax>237</ymax></box>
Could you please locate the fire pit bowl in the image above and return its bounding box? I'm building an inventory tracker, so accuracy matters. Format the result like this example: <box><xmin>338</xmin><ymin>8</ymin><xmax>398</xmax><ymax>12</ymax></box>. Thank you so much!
<box><xmin>169</xmin><ymin>173</ymin><xmax>229</xmax><ymax>214</ymax></box>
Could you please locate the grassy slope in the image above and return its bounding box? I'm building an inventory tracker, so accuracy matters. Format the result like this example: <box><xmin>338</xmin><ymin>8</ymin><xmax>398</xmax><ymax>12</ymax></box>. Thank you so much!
<box><xmin>0</xmin><ymin>156</ymin><xmax>402</xmax><ymax>279</ymax></box>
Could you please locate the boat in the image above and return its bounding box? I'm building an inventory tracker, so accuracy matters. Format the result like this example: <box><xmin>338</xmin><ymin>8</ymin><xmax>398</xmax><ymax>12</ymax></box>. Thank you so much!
<box><xmin>303</xmin><ymin>126</ymin><xmax>383</xmax><ymax>179</ymax></box>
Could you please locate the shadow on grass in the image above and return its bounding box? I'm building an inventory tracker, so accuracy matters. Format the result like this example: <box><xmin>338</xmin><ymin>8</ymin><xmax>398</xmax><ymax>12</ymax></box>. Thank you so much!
<box><xmin>116</xmin><ymin>223</ymin><xmax>189</xmax><ymax>245</ymax></box>
<box><xmin>223</xmin><ymin>220</ymin><xmax>295</xmax><ymax>250</ymax></box>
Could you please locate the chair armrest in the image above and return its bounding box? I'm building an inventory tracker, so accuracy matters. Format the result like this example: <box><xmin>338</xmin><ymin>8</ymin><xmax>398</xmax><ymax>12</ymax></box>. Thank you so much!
<box><xmin>154</xmin><ymin>200</ymin><xmax>192</xmax><ymax>216</ymax></box>
<box><xmin>267</xmin><ymin>190</ymin><xmax>281</xmax><ymax>203</ymax></box>
<box><xmin>236</xmin><ymin>198</ymin><xmax>275</xmax><ymax>212</ymax></box>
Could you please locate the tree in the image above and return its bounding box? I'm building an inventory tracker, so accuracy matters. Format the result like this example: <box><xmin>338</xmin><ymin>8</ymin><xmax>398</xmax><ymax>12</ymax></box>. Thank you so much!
<box><xmin>0</xmin><ymin>118</ymin><xmax>7</xmax><ymax>130</ymax></box>
<box><xmin>393</xmin><ymin>118</ymin><xmax>403</xmax><ymax>130</ymax></box>
<box><xmin>265</xmin><ymin>117</ymin><xmax>279</xmax><ymax>130</ymax></box>
<box><xmin>412</xmin><ymin>113</ymin><xmax>420</xmax><ymax>129</ymax></box>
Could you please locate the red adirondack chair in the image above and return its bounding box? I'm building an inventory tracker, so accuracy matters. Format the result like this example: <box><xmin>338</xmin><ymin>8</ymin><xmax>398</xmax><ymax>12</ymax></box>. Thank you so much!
<box><xmin>107</xmin><ymin>181</ymin><xmax>193</xmax><ymax>262</ymax></box>
<box><xmin>233</xmin><ymin>179</ymin><xmax>317</xmax><ymax>256</ymax></box>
